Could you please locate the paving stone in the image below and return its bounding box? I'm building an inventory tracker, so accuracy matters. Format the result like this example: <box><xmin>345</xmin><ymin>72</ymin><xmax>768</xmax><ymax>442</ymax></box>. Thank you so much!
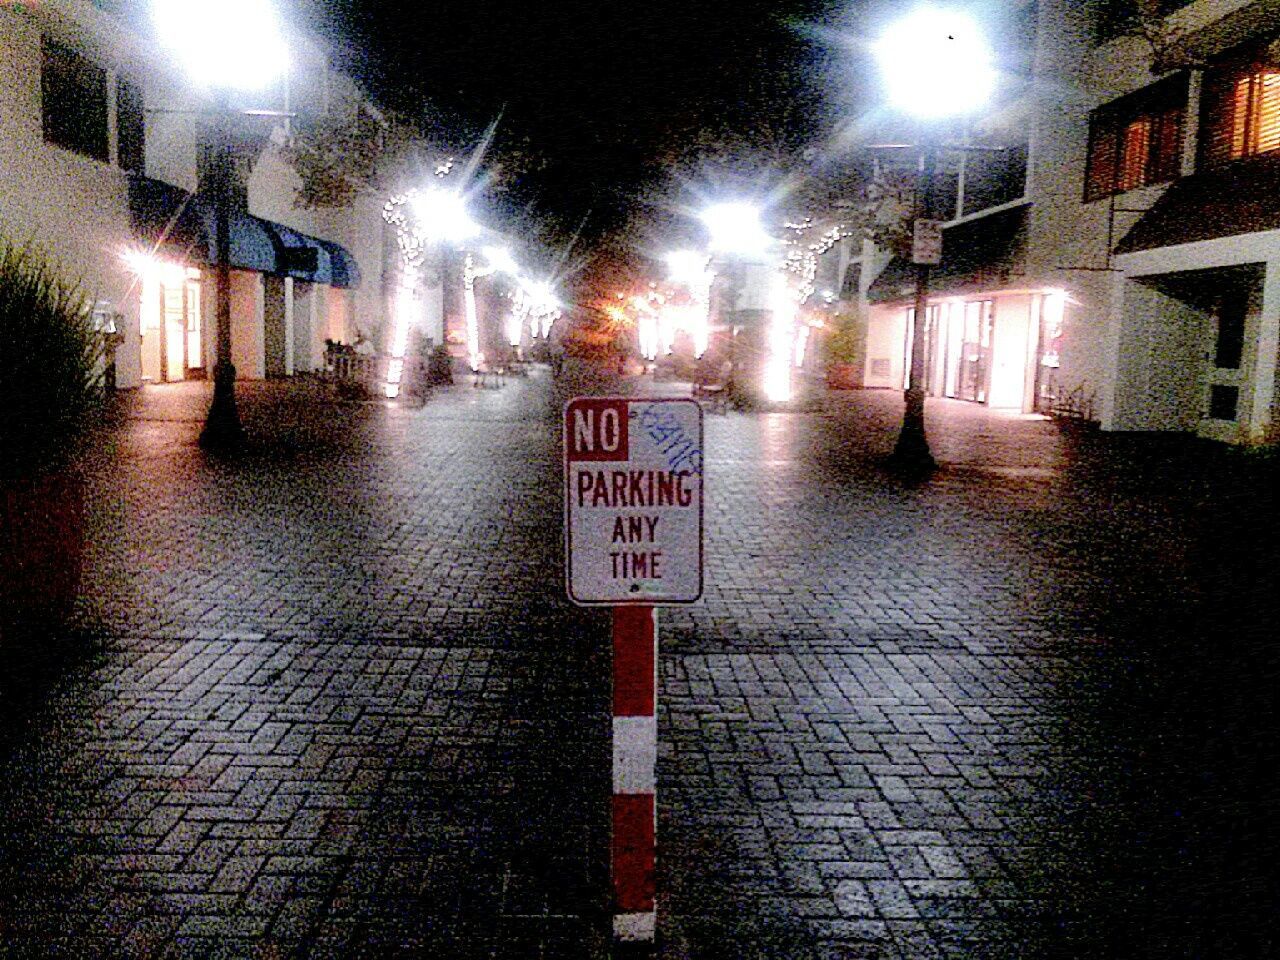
<box><xmin>2</xmin><ymin>372</ymin><xmax>1277</xmax><ymax>958</ymax></box>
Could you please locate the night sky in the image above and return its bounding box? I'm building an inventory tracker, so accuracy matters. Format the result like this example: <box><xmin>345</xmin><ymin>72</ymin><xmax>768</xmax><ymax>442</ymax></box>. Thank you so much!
<box><xmin>303</xmin><ymin>0</ymin><xmax>881</xmax><ymax>258</ymax></box>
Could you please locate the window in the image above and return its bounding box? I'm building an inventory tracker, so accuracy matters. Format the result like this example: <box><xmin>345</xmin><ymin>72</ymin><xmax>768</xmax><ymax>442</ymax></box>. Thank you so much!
<box><xmin>41</xmin><ymin>38</ymin><xmax>109</xmax><ymax>162</ymax></box>
<box><xmin>1208</xmin><ymin>385</ymin><xmax>1239</xmax><ymax>421</ymax></box>
<box><xmin>962</xmin><ymin>143</ymin><xmax>1028</xmax><ymax>216</ymax></box>
<box><xmin>1213</xmin><ymin>288</ymin><xmax>1248</xmax><ymax>370</ymax></box>
<box><xmin>117</xmin><ymin>75</ymin><xmax>145</xmax><ymax>173</ymax></box>
<box><xmin>1085</xmin><ymin>77</ymin><xmax>1187</xmax><ymax>201</ymax></box>
<box><xmin>1200</xmin><ymin>45</ymin><xmax>1280</xmax><ymax>168</ymax></box>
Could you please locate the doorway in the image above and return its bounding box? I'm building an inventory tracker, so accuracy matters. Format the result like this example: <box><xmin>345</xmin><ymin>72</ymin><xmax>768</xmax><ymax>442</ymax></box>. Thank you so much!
<box><xmin>139</xmin><ymin>266</ymin><xmax>203</xmax><ymax>383</ymax></box>
<box><xmin>1200</xmin><ymin>281</ymin><xmax>1255</xmax><ymax>441</ymax></box>
<box><xmin>953</xmin><ymin>300</ymin><xmax>993</xmax><ymax>403</ymax></box>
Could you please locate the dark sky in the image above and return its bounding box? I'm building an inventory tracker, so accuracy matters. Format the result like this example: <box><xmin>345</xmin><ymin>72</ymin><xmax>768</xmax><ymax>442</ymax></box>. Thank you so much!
<box><xmin>304</xmin><ymin>0</ymin><xmax>872</xmax><ymax>246</ymax></box>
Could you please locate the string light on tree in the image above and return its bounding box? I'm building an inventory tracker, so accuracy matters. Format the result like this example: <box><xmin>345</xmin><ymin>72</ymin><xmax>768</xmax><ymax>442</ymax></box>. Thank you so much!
<box><xmin>512</xmin><ymin>279</ymin><xmax>562</xmax><ymax>341</ymax></box>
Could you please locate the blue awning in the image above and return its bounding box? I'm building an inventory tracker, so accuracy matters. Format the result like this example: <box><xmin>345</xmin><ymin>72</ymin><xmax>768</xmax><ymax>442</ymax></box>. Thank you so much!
<box><xmin>315</xmin><ymin>238</ymin><xmax>361</xmax><ymax>289</ymax></box>
<box><xmin>127</xmin><ymin>175</ymin><xmax>361</xmax><ymax>289</ymax></box>
<box><xmin>270</xmin><ymin>221</ymin><xmax>333</xmax><ymax>283</ymax></box>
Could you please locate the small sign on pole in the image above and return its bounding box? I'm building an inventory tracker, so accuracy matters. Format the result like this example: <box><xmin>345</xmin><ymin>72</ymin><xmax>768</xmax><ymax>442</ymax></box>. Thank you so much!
<box><xmin>912</xmin><ymin>218</ymin><xmax>944</xmax><ymax>265</ymax></box>
<box><xmin>564</xmin><ymin>396</ymin><xmax>704</xmax><ymax>945</ymax></box>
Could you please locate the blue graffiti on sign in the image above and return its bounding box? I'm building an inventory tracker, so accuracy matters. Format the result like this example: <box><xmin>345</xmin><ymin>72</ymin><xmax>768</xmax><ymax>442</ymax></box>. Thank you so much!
<box><xmin>634</xmin><ymin>403</ymin><xmax>703</xmax><ymax>475</ymax></box>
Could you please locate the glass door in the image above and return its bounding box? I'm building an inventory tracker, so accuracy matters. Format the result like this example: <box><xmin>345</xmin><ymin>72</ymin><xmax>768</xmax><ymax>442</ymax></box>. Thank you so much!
<box><xmin>163</xmin><ymin>282</ymin><xmax>185</xmax><ymax>382</ymax></box>
<box><xmin>956</xmin><ymin>300</ymin><xmax>993</xmax><ymax>403</ymax></box>
<box><xmin>903</xmin><ymin>305</ymin><xmax>942</xmax><ymax>392</ymax></box>
<box><xmin>184</xmin><ymin>277</ymin><xmax>203</xmax><ymax>376</ymax></box>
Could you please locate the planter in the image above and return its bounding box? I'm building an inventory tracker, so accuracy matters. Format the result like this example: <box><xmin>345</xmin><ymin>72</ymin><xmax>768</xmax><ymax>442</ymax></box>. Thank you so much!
<box><xmin>826</xmin><ymin>362</ymin><xmax>863</xmax><ymax>390</ymax></box>
<box><xmin>428</xmin><ymin>349</ymin><xmax>455</xmax><ymax>386</ymax></box>
<box><xmin>0</xmin><ymin>470</ymin><xmax>85</xmax><ymax>638</ymax></box>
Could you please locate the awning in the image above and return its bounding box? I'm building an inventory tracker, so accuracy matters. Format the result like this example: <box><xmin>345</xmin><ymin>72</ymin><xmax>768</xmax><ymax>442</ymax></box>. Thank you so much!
<box><xmin>127</xmin><ymin>175</ymin><xmax>360</xmax><ymax>289</ymax></box>
<box><xmin>1115</xmin><ymin>156</ymin><xmax>1280</xmax><ymax>256</ymax></box>
<box><xmin>315</xmin><ymin>238</ymin><xmax>361</xmax><ymax>289</ymax></box>
<box><xmin>867</xmin><ymin>203</ymin><xmax>1028</xmax><ymax>304</ymax></box>
<box><xmin>271</xmin><ymin>221</ymin><xmax>332</xmax><ymax>283</ymax></box>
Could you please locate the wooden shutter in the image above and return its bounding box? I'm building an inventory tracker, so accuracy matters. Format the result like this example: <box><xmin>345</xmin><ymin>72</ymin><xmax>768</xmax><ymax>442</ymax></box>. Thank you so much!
<box><xmin>1254</xmin><ymin>71</ymin><xmax>1280</xmax><ymax>156</ymax></box>
<box><xmin>1200</xmin><ymin>66</ymin><xmax>1238</xmax><ymax>169</ymax></box>
<box><xmin>1150</xmin><ymin>106</ymin><xmax>1184</xmax><ymax>182</ymax></box>
<box><xmin>1117</xmin><ymin>118</ymin><xmax>1153</xmax><ymax>191</ymax></box>
<box><xmin>1085</xmin><ymin>123</ymin><xmax>1119</xmax><ymax>201</ymax></box>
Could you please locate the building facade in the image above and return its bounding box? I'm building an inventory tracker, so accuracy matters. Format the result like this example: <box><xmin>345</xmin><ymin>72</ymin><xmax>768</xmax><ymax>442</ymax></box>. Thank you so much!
<box><xmin>0</xmin><ymin>0</ymin><xmax>389</xmax><ymax>390</ymax></box>
<box><xmin>847</xmin><ymin>0</ymin><xmax>1280</xmax><ymax>444</ymax></box>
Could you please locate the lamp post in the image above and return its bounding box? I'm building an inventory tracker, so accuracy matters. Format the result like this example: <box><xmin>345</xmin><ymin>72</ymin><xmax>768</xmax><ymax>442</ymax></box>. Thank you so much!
<box><xmin>152</xmin><ymin>0</ymin><xmax>290</xmax><ymax>452</ymax></box>
<box><xmin>411</xmin><ymin>187</ymin><xmax>480</xmax><ymax>369</ymax></box>
<box><xmin>874</xmin><ymin>7</ymin><xmax>996</xmax><ymax>474</ymax></box>
<box><xmin>664</xmin><ymin>250</ymin><xmax>713</xmax><ymax>360</ymax></box>
<box><xmin>698</xmin><ymin>202</ymin><xmax>773</xmax><ymax>404</ymax></box>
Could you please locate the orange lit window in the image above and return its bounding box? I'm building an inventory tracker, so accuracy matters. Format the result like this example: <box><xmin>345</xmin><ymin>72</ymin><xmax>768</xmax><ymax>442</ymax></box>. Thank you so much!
<box><xmin>1085</xmin><ymin>78</ymin><xmax>1186</xmax><ymax>201</ymax></box>
<box><xmin>1202</xmin><ymin>46</ymin><xmax>1280</xmax><ymax>168</ymax></box>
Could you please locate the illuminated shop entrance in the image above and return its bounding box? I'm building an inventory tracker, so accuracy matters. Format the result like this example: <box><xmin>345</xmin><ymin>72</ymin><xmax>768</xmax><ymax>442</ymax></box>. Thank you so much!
<box><xmin>134</xmin><ymin>258</ymin><xmax>203</xmax><ymax>383</ymax></box>
<box><xmin>906</xmin><ymin>299</ymin><xmax>995</xmax><ymax>404</ymax></box>
<box><xmin>900</xmin><ymin>291</ymin><xmax>1055</xmax><ymax>412</ymax></box>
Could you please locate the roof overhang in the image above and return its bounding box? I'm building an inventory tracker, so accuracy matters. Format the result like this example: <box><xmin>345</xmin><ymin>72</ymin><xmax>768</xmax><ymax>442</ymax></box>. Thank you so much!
<box><xmin>1164</xmin><ymin>0</ymin><xmax>1280</xmax><ymax>67</ymax></box>
<box><xmin>1114</xmin><ymin>156</ymin><xmax>1280</xmax><ymax>258</ymax></box>
<box><xmin>867</xmin><ymin>204</ymin><xmax>1028</xmax><ymax>304</ymax></box>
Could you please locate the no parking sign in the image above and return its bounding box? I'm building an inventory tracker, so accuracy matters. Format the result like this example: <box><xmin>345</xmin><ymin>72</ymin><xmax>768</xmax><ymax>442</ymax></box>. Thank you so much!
<box><xmin>564</xmin><ymin>396</ymin><xmax>704</xmax><ymax>606</ymax></box>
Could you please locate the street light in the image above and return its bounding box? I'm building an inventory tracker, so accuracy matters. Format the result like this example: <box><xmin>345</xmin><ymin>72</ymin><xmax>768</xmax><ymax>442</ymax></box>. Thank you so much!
<box><xmin>413</xmin><ymin>188</ymin><xmax>481</xmax><ymax>244</ymax></box>
<box><xmin>874</xmin><ymin>6</ymin><xmax>996</xmax><ymax>474</ymax></box>
<box><xmin>875</xmin><ymin>8</ymin><xmax>995</xmax><ymax>121</ymax></box>
<box><xmin>699</xmin><ymin>202</ymin><xmax>773</xmax><ymax>259</ymax></box>
<box><xmin>664</xmin><ymin>250</ymin><xmax>713</xmax><ymax>359</ymax></box>
<box><xmin>152</xmin><ymin>0</ymin><xmax>290</xmax><ymax>451</ymax></box>
<box><xmin>697</xmin><ymin>202</ymin><xmax>778</xmax><ymax>403</ymax></box>
<box><xmin>392</xmin><ymin>187</ymin><xmax>482</xmax><ymax>382</ymax></box>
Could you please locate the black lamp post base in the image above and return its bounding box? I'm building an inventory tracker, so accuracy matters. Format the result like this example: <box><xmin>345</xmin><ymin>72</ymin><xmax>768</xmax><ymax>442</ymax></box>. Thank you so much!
<box><xmin>199</xmin><ymin>363</ymin><xmax>246</xmax><ymax>452</ymax></box>
<box><xmin>888</xmin><ymin>430</ymin><xmax>937</xmax><ymax>476</ymax></box>
<box><xmin>888</xmin><ymin>389</ymin><xmax>936</xmax><ymax>477</ymax></box>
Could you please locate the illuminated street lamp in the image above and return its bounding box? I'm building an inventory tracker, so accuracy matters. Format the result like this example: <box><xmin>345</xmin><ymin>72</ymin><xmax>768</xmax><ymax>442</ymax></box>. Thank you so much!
<box><xmin>152</xmin><ymin>0</ymin><xmax>290</xmax><ymax>451</ymax></box>
<box><xmin>698</xmin><ymin>201</ymin><xmax>777</xmax><ymax>403</ymax></box>
<box><xmin>875</xmin><ymin>7</ymin><xmax>996</xmax><ymax>474</ymax></box>
<box><xmin>463</xmin><ymin>245</ymin><xmax>518</xmax><ymax>372</ymax></box>
<box><xmin>699</xmin><ymin>202</ymin><xmax>773</xmax><ymax>259</ymax></box>
<box><xmin>413</xmin><ymin>188</ymin><xmax>481</xmax><ymax>245</ymax></box>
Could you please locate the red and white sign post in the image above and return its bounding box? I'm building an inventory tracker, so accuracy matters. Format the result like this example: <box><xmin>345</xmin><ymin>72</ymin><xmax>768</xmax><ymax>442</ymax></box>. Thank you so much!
<box><xmin>564</xmin><ymin>397</ymin><xmax>704</xmax><ymax>946</ymax></box>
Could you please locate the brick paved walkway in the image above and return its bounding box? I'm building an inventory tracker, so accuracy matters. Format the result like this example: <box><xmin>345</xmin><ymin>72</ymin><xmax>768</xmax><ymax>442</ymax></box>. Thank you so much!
<box><xmin>1</xmin><ymin>368</ymin><xmax>1277</xmax><ymax>958</ymax></box>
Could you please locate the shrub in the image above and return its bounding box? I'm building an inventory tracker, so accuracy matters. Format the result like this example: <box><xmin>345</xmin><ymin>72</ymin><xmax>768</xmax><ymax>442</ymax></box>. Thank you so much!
<box><xmin>0</xmin><ymin>240</ymin><xmax>105</xmax><ymax>484</ymax></box>
<box><xmin>826</xmin><ymin>316</ymin><xmax>862</xmax><ymax>366</ymax></box>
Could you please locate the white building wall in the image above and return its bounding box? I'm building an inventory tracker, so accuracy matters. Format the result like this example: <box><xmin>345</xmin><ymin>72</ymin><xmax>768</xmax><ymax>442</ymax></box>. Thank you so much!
<box><xmin>249</xmin><ymin>133</ymin><xmax>387</xmax><ymax>356</ymax></box>
<box><xmin>4</xmin><ymin>2</ymin><xmax>390</xmax><ymax>390</ymax></box>
<box><xmin>1110</xmin><ymin>282</ymin><xmax>1206</xmax><ymax>431</ymax></box>
<box><xmin>864</xmin><ymin>305</ymin><xmax>907</xmax><ymax>391</ymax></box>
<box><xmin>1116</xmin><ymin>230</ymin><xmax>1280</xmax><ymax>440</ymax></box>
<box><xmin>1022</xmin><ymin>0</ymin><xmax>1175</xmax><ymax>422</ymax></box>
<box><xmin>229</xmin><ymin>271</ymin><xmax>265</xmax><ymax>380</ymax></box>
<box><xmin>0</xmin><ymin>5</ymin><xmax>142</xmax><ymax>388</ymax></box>
<box><xmin>143</xmin><ymin>75</ymin><xmax>200</xmax><ymax>194</ymax></box>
